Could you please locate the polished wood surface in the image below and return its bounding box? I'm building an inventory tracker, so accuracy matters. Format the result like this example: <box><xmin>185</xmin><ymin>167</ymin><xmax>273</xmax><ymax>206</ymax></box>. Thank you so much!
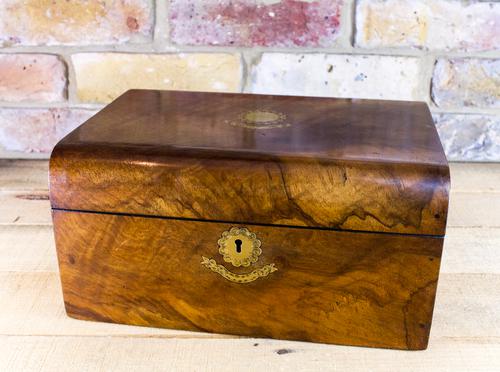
<box><xmin>54</xmin><ymin>90</ymin><xmax>447</xmax><ymax>165</ymax></box>
<box><xmin>49</xmin><ymin>91</ymin><xmax>450</xmax><ymax>349</ymax></box>
<box><xmin>53</xmin><ymin>210</ymin><xmax>443</xmax><ymax>350</ymax></box>
<box><xmin>50</xmin><ymin>90</ymin><xmax>450</xmax><ymax>235</ymax></box>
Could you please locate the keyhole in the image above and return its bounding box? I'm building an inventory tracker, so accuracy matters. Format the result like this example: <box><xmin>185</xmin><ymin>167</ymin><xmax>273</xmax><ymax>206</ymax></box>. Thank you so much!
<box><xmin>235</xmin><ymin>239</ymin><xmax>242</xmax><ymax>253</ymax></box>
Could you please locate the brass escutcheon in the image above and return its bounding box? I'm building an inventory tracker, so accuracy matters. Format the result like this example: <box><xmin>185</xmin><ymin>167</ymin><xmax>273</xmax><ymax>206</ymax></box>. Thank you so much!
<box><xmin>201</xmin><ymin>227</ymin><xmax>277</xmax><ymax>283</ymax></box>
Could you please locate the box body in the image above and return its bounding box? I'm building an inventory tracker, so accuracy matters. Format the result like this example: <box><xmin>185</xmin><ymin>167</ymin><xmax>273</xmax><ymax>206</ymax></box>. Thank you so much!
<box><xmin>50</xmin><ymin>90</ymin><xmax>450</xmax><ymax>350</ymax></box>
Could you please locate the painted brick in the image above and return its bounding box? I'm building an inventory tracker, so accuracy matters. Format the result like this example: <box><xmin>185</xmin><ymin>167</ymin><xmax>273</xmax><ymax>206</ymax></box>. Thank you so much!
<box><xmin>72</xmin><ymin>53</ymin><xmax>242</xmax><ymax>103</ymax></box>
<box><xmin>0</xmin><ymin>0</ymin><xmax>152</xmax><ymax>46</ymax></box>
<box><xmin>169</xmin><ymin>0</ymin><xmax>343</xmax><ymax>47</ymax></box>
<box><xmin>356</xmin><ymin>0</ymin><xmax>500</xmax><ymax>52</ymax></box>
<box><xmin>250</xmin><ymin>53</ymin><xmax>422</xmax><ymax>101</ymax></box>
<box><xmin>0</xmin><ymin>54</ymin><xmax>66</xmax><ymax>103</ymax></box>
<box><xmin>432</xmin><ymin>59</ymin><xmax>500</xmax><ymax>109</ymax></box>
<box><xmin>0</xmin><ymin>108</ymin><xmax>95</xmax><ymax>153</ymax></box>
<box><xmin>434</xmin><ymin>114</ymin><xmax>500</xmax><ymax>161</ymax></box>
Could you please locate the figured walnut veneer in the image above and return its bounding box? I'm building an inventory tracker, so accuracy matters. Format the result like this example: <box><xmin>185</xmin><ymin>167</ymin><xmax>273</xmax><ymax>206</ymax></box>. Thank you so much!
<box><xmin>50</xmin><ymin>90</ymin><xmax>449</xmax><ymax>236</ymax></box>
<box><xmin>54</xmin><ymin>211</ymin><xmax>442</xmax><ymax>350</ymax></box>
<box><xmin>50</xmin><ymin>90</ymin><xmax>450</xmax><ymax>350</ymax></box>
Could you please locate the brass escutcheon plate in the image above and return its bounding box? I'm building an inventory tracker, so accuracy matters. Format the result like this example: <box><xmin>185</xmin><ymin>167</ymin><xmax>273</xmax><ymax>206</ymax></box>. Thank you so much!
<box><xmin>201</xmin><ymin>227</ymin><xmax>277</xmax><ymax>283</ymax></box>
<box><xmin>218</xmin><ymin>227</ymin><xmax>262</xmax><ymax>267</ymax></box>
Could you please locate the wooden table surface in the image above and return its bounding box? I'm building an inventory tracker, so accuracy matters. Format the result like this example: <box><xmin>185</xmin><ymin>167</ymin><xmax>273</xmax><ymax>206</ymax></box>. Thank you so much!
<box><xmin>0</xmin><ymin>160</ymin><xmax>499</xmax><ymax>371</ymax></box>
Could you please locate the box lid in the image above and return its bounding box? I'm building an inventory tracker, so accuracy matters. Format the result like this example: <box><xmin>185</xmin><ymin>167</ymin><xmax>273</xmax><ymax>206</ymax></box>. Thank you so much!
<box><xmin>49</xmin><ymin>90</ymin><xmax>450</xmax><ymax>236</ymax></box>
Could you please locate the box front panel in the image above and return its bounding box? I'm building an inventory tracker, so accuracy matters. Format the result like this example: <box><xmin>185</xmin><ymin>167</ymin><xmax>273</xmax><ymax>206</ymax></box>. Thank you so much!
<box><xmin>53</xmin><ymin>210</ymin><xmax>443</xmax><ymax>350</ymax></box>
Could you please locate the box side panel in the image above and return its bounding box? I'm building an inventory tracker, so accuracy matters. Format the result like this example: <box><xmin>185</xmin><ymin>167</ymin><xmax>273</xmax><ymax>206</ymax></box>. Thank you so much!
<box><xmin>49</xmin><ymin>144</ymin><xmax>450</xmax><ymax>236</ymax></box>
<box><xmin>53</xmin><ymin>210</ymin><xmax>443</xmax><ymax>350</ymax></box>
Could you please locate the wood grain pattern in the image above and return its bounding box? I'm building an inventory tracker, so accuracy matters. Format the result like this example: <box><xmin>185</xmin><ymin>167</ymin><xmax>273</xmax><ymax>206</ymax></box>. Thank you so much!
<box><xmin>3</xmin><ymin>271</ymin><xmax>500</xmax><ymax>341</ymax></box>
<box><xmin>49</xmin><ymin>90</ymin><xmax>450</xmax><ymax>235</ymax></box>
<box><xmin>1</xmin><ymin>161</ymin><xmax>494</xmax><ymax>228</ymax></box>
<box><xmin>4</xmin><ymin>224</ymin><xmax>500</xmax><ymax>275</ymax></box>
<box><xmin>53</xmin><ymin>210</ymin><xmax>443</xmax><ymax>350</ymax></box>
<box><xmin>2</xmin><ymin>161</ymin><xmax>500</xmax><ymax>370</ymax></box>
<box><xmin>48</xmin><ymin>91</ymin><xmax>450</xmax><ymax>350</ymax></box>
<box><xmin>4</xmin><ymin>159</ymin><xmax>485</xmax><ymax>197</ymax></box>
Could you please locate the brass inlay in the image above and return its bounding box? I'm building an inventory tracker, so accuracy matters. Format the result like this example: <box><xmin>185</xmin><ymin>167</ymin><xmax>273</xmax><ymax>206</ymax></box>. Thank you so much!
<box><xmin>227</xmin><ymin>110</ymin><xmax>290</xmax><ymax>129</ymax></box>
<box><xmin>201</xmin><ymin>257</ymin><xmax>277</xmax><ymax>284</ymax></box>
<box><xmin>201</xmin><ymin>227</ymin><xmax>277</xmax><ymax>283</ymax></box>
<box><xmin>218</xmin><ymin>227</ymin><xmax>261</xmax><ymax>267</ymax></box>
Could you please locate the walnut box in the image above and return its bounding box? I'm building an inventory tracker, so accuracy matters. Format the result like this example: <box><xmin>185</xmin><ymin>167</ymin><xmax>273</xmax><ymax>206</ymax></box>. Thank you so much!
<box><xmin>49</xmin><ymin>90</ymin><xmax>450</xmax><ymax>350</ymax></box>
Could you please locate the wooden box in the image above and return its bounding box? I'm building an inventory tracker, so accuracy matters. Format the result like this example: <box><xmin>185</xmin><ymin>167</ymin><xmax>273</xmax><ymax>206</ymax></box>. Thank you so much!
<box><xmin>50</xmin><ymin>90</ymin><xmax>450</xmax><ymax>350</ymax></box>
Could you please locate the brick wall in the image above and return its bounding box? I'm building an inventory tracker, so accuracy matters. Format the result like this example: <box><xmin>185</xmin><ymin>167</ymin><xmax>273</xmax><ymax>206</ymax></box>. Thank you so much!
<box><xmin>0</xmin><ymin>0</ymin><xmax>498</xmax><ymax>160</ymax></box>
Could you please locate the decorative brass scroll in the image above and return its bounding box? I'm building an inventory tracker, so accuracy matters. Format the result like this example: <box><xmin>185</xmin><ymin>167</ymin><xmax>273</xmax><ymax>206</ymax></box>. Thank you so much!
<box><xmin>201</xmin><ymin>257</ymin><xmax>277</xmax><ymax>283</ymax></box>
<box><xmin>201</xmin><ymin>227</ymin><xmax>277</xmax><ymax>283</ymax></box>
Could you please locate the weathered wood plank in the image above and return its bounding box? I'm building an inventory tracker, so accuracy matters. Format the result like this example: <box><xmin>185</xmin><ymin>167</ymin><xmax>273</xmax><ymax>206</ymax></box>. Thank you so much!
<box><xmin>1</xmin><ymin>335</ymin><xmax>499</xmax><ymax>372</ymax></box>
<box><xmin>1</xmin><ymin>225</ymin><xmax>499</xmax><ymax>274</ymax></box>
<box><xmin>0</xmin><ymin>225</ymin><xmax>56</xmax><ymax>272</ymax></box>
<box><xmin>0</xmin><ymin>271</ymin><xmax>498</xmax><ymax>341</ymax></box>
<box><xmin>447</xmin><ymin>193</ymin><xmax>500</xmax><ymax>228</ymax></box>
<box><xmin>0</xmin><ymin>160</ymin><xmax>48</xmax><ymax>191</ymax></box>
<box><xmin>442</xmin><ymin>227</ymin><xmax>500</xmax><ymax>274</ymax></box>
<box><xmin>449</xmin><ymin>163</ymin><xmax>500</xmax><ymax>193</ymax></box>
<box><xmin>0</xmin><ymin>191</ymin><xmax>51</xmax><ymax>225</ymax></box>
<box><xmin>432</xmin><ymin>274</ymin><xmax>500</xmax><ymax>341</ymax></box>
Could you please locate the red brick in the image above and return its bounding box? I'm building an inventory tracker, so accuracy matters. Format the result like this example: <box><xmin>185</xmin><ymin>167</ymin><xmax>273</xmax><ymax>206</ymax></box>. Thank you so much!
<box><xmin>169</xmin><ymin>0</ymin><xmax>343</xmax><ymax>47</ymax></box>
<box><xmin>0</xmin><ymin>54</ymin><xmax>66</xmax><ymax>102</ymax></box>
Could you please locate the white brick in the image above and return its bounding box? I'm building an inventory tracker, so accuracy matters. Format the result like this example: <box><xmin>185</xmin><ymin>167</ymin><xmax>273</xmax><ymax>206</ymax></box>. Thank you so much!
<box><xmin>434</xmin><ymin>114</ymin><xmax>500</xmax><ymax>162</ymax></box>
<box><xmin>356</xmin><ymin>0</ymin><xmax>500</xmax><ymax>52</ymax></box>
<box><xmin>0</xmin><ymin>108</ymin><xmax>95</xmax><ymax>153</ymax></box>
<box><xmin>432</xmin><ymin>59</ymin><xmax>500</xmax><ymax>109</ymax></box>
<box><xmin>250</xmin><ymin>53</ymin><xmax>423</xmax><ymax>101</ymax></box>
